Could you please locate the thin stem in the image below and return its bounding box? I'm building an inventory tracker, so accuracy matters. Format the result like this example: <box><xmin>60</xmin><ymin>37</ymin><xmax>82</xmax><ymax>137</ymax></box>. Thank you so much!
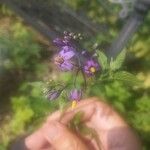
<box><xmin>73</xmin><ymin>69</ymin><xmax>80</xmax><ymax>87</ymax></box>
<box><xmin>81</xmin><ymin>69</ymin><xmax>87</xmax><ymax>91</ymax></box>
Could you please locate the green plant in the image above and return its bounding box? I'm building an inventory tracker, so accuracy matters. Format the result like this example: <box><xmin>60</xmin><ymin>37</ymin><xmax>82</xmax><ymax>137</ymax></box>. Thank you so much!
<box><xmin>0</xmin><ymin>81</ymin><xmax>66</xmax><ymax>150</ymax></box>
<box><xmin>0</xmin><ymin>22</ymin><xmax>41</xmax><ymax>73</ymax></box>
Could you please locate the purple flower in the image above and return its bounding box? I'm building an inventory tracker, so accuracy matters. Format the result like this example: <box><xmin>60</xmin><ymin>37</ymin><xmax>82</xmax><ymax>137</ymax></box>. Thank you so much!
<box><xmin>54</xmin><ymin>46</ymin><xmax>75</xmax><ymax>71</ymax></box>
<box><xmin>69</xmin><ymin>89</ymin><xmax>82</xmax><ymax>101</ymax></box>
<box><xmin>46</xmin><ymin>90</ymin><xmax>61</xmax><ymax>101</ymax></box>
<box><xmin>69</xmin><ymin>89</ymin><xmax>82</xmax><ymax>109</ymax></box>
<box><xmin>84</xmin><ymin>59</ymin><xmax>100</xmax><ymax>76</ymax></box>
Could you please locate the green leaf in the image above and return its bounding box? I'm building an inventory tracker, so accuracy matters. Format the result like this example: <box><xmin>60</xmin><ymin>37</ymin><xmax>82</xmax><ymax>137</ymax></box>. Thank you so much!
<box><xmin>113</xmin><ymin>101</ymin><xmax>125</xmax><ymax>113</ymax></box>
<box><xmin>97</xmin><ymin>51</ymin><xmax>108</xmax><ymax>70</ymax></box>
<box><xmin>110</xmin><ymin>57</ymin><xmax>115</xmax><ymax>71</ymax></box>
<box><xmin>113</xmin><ymin>71</ymin><xmax>141</xmax><ymax>86</ymax></box>
<box><xmin>110</xmin><ymin>50</ymin><xmax>126</xmax><ymax>71</ymax></box>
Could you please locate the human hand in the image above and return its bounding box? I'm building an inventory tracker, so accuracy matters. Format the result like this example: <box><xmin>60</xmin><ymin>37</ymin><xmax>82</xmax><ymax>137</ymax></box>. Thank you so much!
<box><xmin>25</xmin><ymin>97</ymin><xmax>141</xmax><ymax>150</ymax></box>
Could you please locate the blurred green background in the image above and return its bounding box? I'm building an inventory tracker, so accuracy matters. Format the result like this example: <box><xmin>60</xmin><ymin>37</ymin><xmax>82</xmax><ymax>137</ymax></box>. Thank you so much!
<box><xmin>0</xmin><ymin>0</ymin><xmax>150</xmax><ymax>149</ymax></box>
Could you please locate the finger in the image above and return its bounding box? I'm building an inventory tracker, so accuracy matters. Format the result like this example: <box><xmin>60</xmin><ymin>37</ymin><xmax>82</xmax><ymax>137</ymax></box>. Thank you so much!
<box><xmin>47</xmin><ymin>111</ymin><xmax>61</xmax><ymax>122</ymax></box>
<box><xmin>43</xmin><ymin>121</ymin><xmax>89</xmax><ymax>150</ymax></box>
<box><xmin>25</xmin><ymin>128</ymin><xmax>50</xmax><ymax>150</ymax></box>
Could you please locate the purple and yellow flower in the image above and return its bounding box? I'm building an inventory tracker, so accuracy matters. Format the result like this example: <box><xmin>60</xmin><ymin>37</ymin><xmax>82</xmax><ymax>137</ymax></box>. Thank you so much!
<box><xmin>84</xmin><ymin>59</ymin><xmax>100</xmax><ymax>76</ymax></box>
<box><xmin>69</xmin><ymin>89</ymin><xmax>82</xmax><ymax>109</ymax></box>
<box><xmin>54</xmin><ymin>46</ymin><xmax>75</xmax><ymax>71</ymax></box>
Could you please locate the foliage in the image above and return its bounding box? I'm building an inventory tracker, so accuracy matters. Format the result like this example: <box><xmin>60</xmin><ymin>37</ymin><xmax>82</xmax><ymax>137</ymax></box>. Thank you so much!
<box><xmin>0</xmin><ymin>82</ymin><xmax>64</xmax><ymax>150</ymax></box>
<box><xmin>0</xmin><ymin>15</ymin><xmax>48</xmax><ymax>149</ymax></box>
<box><xmin>0</xmin><ymin>95</ymin><xmax>34</xmax><ymax>149</ymax></box>
<box><xmin>89</xmin><ymin>80</ymin><xmax>132</xmax><ymax>113</ymax></box>
<box><xmin>130</xmin><ymin>12</ymin><xmax>150</xmax><ymax>61</ymax></box>
<box><xmin>97</xmin><ymin>50</ymin><xmax>140</xmax><ymax>87</ymax></box>
<box><xmin>129</xmin><ymin>95</ymin><xmax>150</xmax><ymax>148</ymax></box>
<box><xmin>0</xmin><ymin>4</ymin><xmax>14</xmax><ymax>17</ymax></box>
<box><xmin>0</xmin><ymin>22</ymin><xmax>41</xmax><ymax>73</ymax></box>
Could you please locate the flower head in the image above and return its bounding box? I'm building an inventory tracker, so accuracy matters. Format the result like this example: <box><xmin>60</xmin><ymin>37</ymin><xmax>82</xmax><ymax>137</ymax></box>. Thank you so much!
<box><xmin>84</xmin><ymin>59</ymin><xmax>100</xmax><ymax>76</ymax></box>
<box><xmin>69</xmin><ymin>89</ymin><xmax>82</xmax><ymax>109</ymax></box>
<box><xmin>54</xmin><ymin>46</ymin><xmax>75</xmax><ymax>71</ymax></box>
<box><xmin>69</xmin><ymin>89</ymin><xmax>82</xmax><ymax>101</ymax></box>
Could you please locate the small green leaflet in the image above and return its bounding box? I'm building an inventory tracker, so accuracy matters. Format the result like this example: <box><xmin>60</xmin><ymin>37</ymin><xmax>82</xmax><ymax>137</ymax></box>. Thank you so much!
<box><xmin>113</xmin><ymin>71</ymin><xmax>141</xmax><ymax>86</ymax></box>
<box><xmin>97</xmin><ymin>50</ymin><xmax>126</xmax><ymax>71</ymax></box>
<box><xmin>110</xmin><ymin>50</ymin><xmax>126</xmax><ymax>71</ymax></box>
<box><xmin>97</xmin><ymin>51</ymin><xmax>108</xmax><ymax>70</ymax></box>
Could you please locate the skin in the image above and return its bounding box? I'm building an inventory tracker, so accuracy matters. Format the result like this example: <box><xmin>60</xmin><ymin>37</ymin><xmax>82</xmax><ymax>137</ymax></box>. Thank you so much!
<box><xmin>25</xmin><ymin>97</ymin><xmax>142</xmax><ymax>150</ymax></box>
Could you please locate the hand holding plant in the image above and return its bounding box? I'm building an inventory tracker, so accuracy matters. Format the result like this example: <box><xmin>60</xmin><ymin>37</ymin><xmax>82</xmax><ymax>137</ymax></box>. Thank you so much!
<box><xmin>25</xmin><ymin>98</ymin><xmax>141</xmax><ymax>150</ymax></box>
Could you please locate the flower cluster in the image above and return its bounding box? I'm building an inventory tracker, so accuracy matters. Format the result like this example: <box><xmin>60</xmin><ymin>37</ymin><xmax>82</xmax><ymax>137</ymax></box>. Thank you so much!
<box><xmin>54</xmin><ymin>32</ymin><xmax>100</xmax><ymax>76</ymax></box>
<box><xmin>46</xmin><ymin>32</ymin><xmax>101</xmax><ymax>108</ymax></box>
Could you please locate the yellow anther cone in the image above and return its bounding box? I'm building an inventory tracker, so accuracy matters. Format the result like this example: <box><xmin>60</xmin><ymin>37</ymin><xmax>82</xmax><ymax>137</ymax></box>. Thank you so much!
<box><xmin>71</xmin><ymin>100</ymin><xmax>77</xmax><ymax>109</ymax></box>
<box><xmin>90</xmin><ymin>67</ymin><xmax>96</xmax><ymax>73</ymax></box>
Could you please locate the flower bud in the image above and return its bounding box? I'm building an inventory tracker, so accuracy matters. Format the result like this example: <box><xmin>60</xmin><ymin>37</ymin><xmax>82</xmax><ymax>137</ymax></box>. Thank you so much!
<box><xmin>69</xmin><ymin>89</ymin><xmax>82</xmax><ymax>101</ymax></box>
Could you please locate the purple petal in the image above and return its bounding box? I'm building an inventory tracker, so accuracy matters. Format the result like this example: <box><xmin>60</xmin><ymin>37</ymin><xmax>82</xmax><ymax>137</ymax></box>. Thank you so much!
<box><xmin>46</xmin><ymin>91</ymin><xmax>60</xmax><ymax>100</ymax></box>
<box><xmin>84</xmin><ymin>66</ymin><xmax>89</xmax><ymax>70</ymax></box>
<box><xmin>87</xmin><ymin>60</ymin><xmax>95</xmax><ymax>66</ymax></box>
<box><xmin>60</xmin><ymin>61</ymin><xmax>73</xmax><ymax>71</ymax></box>
<box><xmin>72</xmin><ymin>89</ymin><xmax>78</xmax><ymax>99</ymax></box>
<box><xmin>83</xmin><ymin>59</ymin><xmax>100</xmax><ymax>76</ymax></box>
<box><xmin>62</xmin><ymin>46</ymin><xmax>75</xmax><ymax>52</ymax></box>
<box><xmin>59</xmin><ymin>49</ymin><xmax>66</xmax><ymax>56</ymax></box>
<box><xmin>59</xmin><ymin>46</ymin><xmax>75</xmax><ymax>60</ymax></box>
<box><xmin>69</xmin><ymin>89</ymin><xmax>82</xmax><ymax>101</ymax></box>
<box><xmin>84</xmin><ymin>69</ymin><xmax>90</xmax><ymax>75</ymax></box>
<box><xmin>86</xmin><ymin>60</ymin><xmax>99</xmax><ymax>69</ymax></box>
<box><xmin>64</xmin><ymin>51</ymin><xmax>75</xmax><ymax>60</ymax></box>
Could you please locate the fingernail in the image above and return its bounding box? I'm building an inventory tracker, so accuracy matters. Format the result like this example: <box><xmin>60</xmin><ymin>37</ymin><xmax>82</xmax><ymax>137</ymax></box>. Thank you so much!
<box><xmin>44</xmin><ymin>121</ymin><xmax>62</xmax><ymax>142</ymax></box>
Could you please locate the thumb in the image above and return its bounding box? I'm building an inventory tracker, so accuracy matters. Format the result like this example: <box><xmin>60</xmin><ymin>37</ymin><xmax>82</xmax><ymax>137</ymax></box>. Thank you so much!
<box><xmin>43</xmin><ymin>121</ymin><xmax>88</xmax><ymax>150</ymax></box>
